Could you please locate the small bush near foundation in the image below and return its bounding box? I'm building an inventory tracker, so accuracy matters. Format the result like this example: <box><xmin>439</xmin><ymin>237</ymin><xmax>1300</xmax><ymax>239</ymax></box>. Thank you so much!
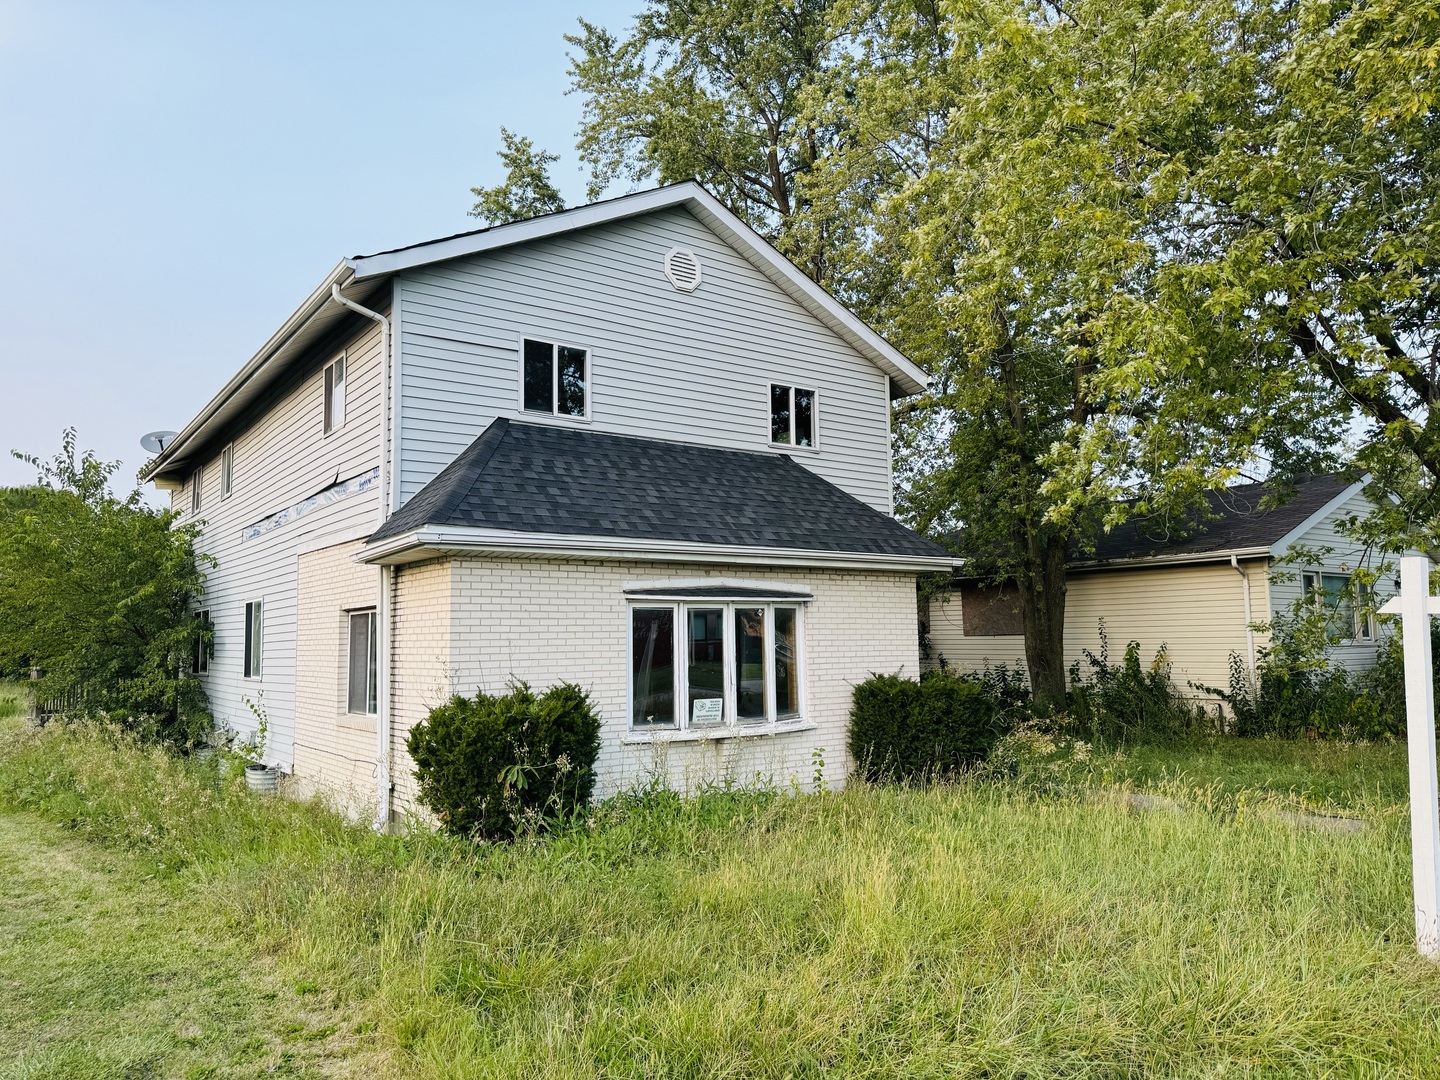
<box><xmin>406</xmin><ymin>681</ymin><xmax>600</xmax><ymax>839</ymax></box>
<box><xmin>850</xmin><ymin>669</ymin><xmax>1006</xmax><ymax>781</ymax></box>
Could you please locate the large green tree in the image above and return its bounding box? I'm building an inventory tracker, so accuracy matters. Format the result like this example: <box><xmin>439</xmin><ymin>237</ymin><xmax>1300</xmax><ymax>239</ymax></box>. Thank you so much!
<box><xmin>0</xmin><ymin>430</ymin><xmax>213</xmax><ymax>742</ymax></box>
<box><xmin>486</xmin><ymin>0</ymin><xmax>845</xmax><ymax>281</ymax></box>
<box><xmin>814</xmin><ymin>0</ymin><xmax>1348</xmax><ymax>706</ymax></box>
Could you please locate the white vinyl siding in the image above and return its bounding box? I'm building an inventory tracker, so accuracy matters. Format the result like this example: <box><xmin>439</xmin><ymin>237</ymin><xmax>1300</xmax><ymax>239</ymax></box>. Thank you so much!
<box><xmin>181</xmin><ymin>307</ymin><xmax>387</xmax><ymax>766</ymax></box>
<box><xmin>394</xmin><ymin>206</ymin><xmax>894</xmax><ymax>514</ymax></box>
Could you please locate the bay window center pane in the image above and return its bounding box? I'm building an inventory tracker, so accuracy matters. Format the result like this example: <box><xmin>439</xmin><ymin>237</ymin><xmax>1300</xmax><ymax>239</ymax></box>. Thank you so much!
<box><xmin>735</xmin><ymin>607</ymin><xmax>766</xmax><ymax>721</ymax></box>
<box><xmin>632</xmin><ymin>608</ymin><xmax>676</xmax><ymax>728</ymax></box>
<box><xmin>688</xmin><ymin>607</ymin><xmax>725</xmax><ymax>725</ymax></box>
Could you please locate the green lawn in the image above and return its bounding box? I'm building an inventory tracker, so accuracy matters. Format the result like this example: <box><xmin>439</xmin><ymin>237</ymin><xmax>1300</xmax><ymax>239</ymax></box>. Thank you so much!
<box><xmin>3</xmin><ymin>704</ymin><xmax>1439</xmax><ymax>1077</ymax></box>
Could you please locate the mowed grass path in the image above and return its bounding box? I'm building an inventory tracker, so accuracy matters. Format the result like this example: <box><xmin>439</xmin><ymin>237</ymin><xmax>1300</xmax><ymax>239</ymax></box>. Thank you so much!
<box><xmin>2</xmin><ymin>694</ymin><xmax>1440</xmax><ymax>1078</ymax></box>
<box><xmin>0</xmin><ymin>812</ymin><xmax>380</xmax><ymax>1079</ymax></box>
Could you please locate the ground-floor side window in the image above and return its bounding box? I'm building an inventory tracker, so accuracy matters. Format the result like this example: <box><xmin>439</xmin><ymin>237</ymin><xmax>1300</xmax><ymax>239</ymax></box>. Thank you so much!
<box><xmin>347</xmin><ymin>609</ymin><xmax>378</xmax><ymax>715</ymax></box>
<box><xmin>630</xmin><ymin>601</ymin><xmax>804</xmax><ymax>731</ymax></box>
<box><xmin>243</xmin><ymin>600</ymin><xmax>263</xmax><ymax>679</ymax></box>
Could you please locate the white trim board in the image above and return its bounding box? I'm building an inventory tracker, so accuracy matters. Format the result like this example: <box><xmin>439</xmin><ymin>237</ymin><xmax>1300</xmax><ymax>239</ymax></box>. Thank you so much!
<box><xmin>357</xmin><ymin>524</ymin><xmax>955</xmax><ymax>572</ymax></box>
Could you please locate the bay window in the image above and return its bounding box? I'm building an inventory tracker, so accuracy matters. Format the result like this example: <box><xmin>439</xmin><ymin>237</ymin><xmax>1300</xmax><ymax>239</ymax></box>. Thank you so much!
<box><xmin>630</xmin><ymin>600</ymin><xmax>804</xmax><ymax>732</ymax></box>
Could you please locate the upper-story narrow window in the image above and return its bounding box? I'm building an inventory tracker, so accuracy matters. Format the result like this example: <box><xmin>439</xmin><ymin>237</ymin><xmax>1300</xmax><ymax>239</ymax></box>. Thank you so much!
<box><xmin>324</xmin><ymin>355</ymin><xmax>346</xmax><ymax>435</ymax></box>
<box><xmin>220</xmin><ymin>444</ymin><xmax>234</xmax><ymax>500</ymax></box>
<box><xmin>522</xmin><ymin>338</ymin><xmax>588</xmax><ymax>418</ymax></box>
<box><xmin>191</xmin><ymin>464</ymin><xmax>204</xmax><ymax>514</ymax></box>
<box><xmin>770</xmin><ymin>384</ymin><xmax>816</xmax><ymax>448</ymax></box>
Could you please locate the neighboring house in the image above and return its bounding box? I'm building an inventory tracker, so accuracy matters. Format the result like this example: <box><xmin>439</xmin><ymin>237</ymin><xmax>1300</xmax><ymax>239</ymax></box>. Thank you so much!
<box><xmin>925</xmin><ymin>474</ymin><xmax>1428</xmax><ymax>700</ymax></box>
<box><xmin>144</xmin><ymin>182</ymin><xmax>953</xmax><ymax>826</ymax></box>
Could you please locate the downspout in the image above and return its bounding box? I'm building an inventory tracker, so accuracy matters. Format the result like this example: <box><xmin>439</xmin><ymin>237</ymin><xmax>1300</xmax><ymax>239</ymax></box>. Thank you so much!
<box><xmin>1231</xmin><ymin>555</ymin><xmax>1257</xmax><ymax>683</ymax></box>
<box><xmin>330</xmin><ymin>282</ymin><xmax>394</xmax><ymax>832</ymax></box>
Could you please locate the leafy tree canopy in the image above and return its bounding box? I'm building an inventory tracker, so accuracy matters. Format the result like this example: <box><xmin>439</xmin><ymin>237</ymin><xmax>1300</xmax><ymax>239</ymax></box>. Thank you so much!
<box><xmin>0</xmin><ymin>430</ymin><xmax>213</xmax><ymax>743</ymax></box>
<box><xmin>469</xmin><ymin>127</ymin><xmax>567</xmax><ymax>226</ymax></box>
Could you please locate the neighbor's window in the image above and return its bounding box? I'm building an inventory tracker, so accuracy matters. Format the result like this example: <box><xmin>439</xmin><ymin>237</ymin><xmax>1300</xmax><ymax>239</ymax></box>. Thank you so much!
<box><xmin>220</xmin><ymin>444</ymin><xmax>234</xmax><ymax>500</ymax></box>
<box><xmin>1303</xmin><ymin>571</ymin><xmax>1374</xmax><ymax>642</ymax></box>
<box><xmin>192</xmin><ymin>609</ymin><xmax>211</xmax><ymax>675</ymax></box>
<box><xmin>243</xmin><ymin>600</ymin><xmax>263</xmax><ymax>678</ymax></box>
<box><xmin>347</xmin><ymin>609</ymin><xmax>378</xmax><ymax>716</ymax></box>
<box><xmin>629</xmin><ymin>602</ymin><xmax>804</xmax><ymax>731</ymax></box>
<box><xmin>191</xmin><ymin>464</ymin><xmax>204</xmax><ymax>514</ymax></box>
<box><xmin>770</xmin><ymin>384</ymin><xmax>816</xmax><ymax>447</ymax></box>
<box><xmin>324</xmin><ymin>355</ymin><xmax>346</xmax><ymax>434</ymax></box>
<box><xmin>522</xmin><ymin>338</ymin><xmax>588</xmax><ymax>418</ymax></box>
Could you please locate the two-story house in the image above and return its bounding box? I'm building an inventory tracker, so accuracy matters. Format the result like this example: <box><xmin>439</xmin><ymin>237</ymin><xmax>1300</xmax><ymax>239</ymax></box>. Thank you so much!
<box><xmin>145</xmin><ymin>182</ymin><xmax>953</xmax><ymax>827</ymax></box>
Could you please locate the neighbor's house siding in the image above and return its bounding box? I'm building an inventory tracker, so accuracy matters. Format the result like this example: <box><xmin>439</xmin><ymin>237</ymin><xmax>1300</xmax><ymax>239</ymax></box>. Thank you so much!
<box><xmin>1268</xmin><ymin>486</ymin><xmax>1415</xmax><ymax>672</ymax></box>
<box><xmin>383</xmin><ymin>558</ymin><xmax>921</xmax><ymax>811</ymax></box>
<box><xmin>927</xmin><ymin>559</ymin><xmax>1272</xmax><ymax>702</ymax></box>
<box><xmin>393</xmin><ymin>206</ymin><xmax>895</xmax><ymax>515</ymax></box>
<box><xmin>292</xmin><ymin>539</ymin><xmax>381</xmax><ymax>818</ymax></box>
<box><xmin>178</xmin><ymin>302</ymin><xmax>389</xmax><ymax>767</ymax></box>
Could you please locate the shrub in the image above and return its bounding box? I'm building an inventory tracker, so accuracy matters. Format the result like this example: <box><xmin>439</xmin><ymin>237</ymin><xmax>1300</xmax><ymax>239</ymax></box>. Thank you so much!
<box><xmin>1221</xmin><ymin>651</ymin><xmax>1403</xmax><ymax>741</ymax></box>
<box><xmin>1066</xmin><ymin>626</ymin><xmax>1208</xmax><ymax>744</ymax></box>
<box><xmin>406</xmin><ymin>681</ymin><xmax>600</xmax><ymax>839</ymax></box>
<box><xmin>850</xmin><ymin>669</ymin><xmax>1006</xmax><ymax>781</ymax></box>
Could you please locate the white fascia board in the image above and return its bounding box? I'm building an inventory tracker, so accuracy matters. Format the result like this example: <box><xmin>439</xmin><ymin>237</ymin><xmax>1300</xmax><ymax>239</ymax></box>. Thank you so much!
<box><xmin>145</xmin><ymin>260</ymin><xmax>354</xmax><ymax>479</ymax></box>
<box><xmin>357</xmin><ymin>525</ymin><xmax>954</xmax><ymax>572</ymax></box>
<box><xmin>1065</xmin><ymin>546</ymin><xmax>1274</xmax><ymax>573</ymax></box>
<box><xmin>345</xmin><ymin>182</ymin><xmax>930</xmax><ymax>397</ymax></box>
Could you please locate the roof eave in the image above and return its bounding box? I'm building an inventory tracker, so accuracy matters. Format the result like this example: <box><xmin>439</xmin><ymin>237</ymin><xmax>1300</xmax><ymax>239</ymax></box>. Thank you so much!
<box><xmin>143</xmin><ymin>261</ymin><xmax>356</xmax><ymax>481</ymax></box>
<box><xmin>358</xmin><ymin>525</ymin><xmax>954</xmax><ymax>572</ymax></box>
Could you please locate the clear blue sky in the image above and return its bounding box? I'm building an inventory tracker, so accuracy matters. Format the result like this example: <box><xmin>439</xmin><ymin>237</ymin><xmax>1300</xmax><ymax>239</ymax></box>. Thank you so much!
<box><xmin>0</xmin><ymin>0</ymin><xmax>635</xmax><ymax>495</ymax></box>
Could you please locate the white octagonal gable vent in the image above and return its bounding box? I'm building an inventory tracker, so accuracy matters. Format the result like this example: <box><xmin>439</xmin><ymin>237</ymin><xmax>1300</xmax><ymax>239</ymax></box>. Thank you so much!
<box><xmin>664</xmin><ymin>246</ymin><xmax>702</xmax><ymax>292</ymax></box>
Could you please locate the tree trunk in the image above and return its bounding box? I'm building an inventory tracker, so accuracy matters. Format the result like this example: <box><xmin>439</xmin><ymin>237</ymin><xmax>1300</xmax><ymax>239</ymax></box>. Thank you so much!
<box><xmin>1020</xmin><ymin>533</ymin><xmax>1069</xmax><ymax>713</ymax></box>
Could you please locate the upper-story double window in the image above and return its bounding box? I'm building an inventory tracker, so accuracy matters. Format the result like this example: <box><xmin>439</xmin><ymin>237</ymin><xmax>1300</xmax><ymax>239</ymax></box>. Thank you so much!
<box><xmin>522</xmin><ymin>337</ymin><xmax>588</xmax><ymax>419</ymax></box>
<box><xmin>770</xmin><ymin>384</ymin><xmax>817</xmax><ymax>448</ymax></box>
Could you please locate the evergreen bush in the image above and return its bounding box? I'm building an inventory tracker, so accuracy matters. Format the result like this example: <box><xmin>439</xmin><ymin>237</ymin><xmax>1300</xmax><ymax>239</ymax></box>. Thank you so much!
<box><xmin>849</xmin><ymin>669</ymin><xmax>1005</xmax><ymax>781</ymax></box>
<box><xmin>406</xmin><ymin>681</ymin><xmax>600</xmax><ymax>839</ymax></box>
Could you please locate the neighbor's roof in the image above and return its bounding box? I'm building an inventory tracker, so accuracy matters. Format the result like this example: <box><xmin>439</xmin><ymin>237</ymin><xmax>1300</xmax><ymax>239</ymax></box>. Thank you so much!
<box><xmin>1080</xmin><ymin>473</ymin><xmax>1361</xmax><ymax>567</ymax></box>
<box><xmin>362</xmin><ymin>418</ymin><xmax>953</xmax><ymax>568</ymax></box>
<box><xmin>145</xmin><ymin>182</ymin><xmax>928</xmax><ymax>484</ymax></box>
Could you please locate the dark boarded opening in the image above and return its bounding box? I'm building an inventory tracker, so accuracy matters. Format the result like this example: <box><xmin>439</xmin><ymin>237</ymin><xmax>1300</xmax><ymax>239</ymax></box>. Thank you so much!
<box><xmin>959</xmin><ymin>582</ymin><xmax>1024</xmax><ymax>636</ymax></box>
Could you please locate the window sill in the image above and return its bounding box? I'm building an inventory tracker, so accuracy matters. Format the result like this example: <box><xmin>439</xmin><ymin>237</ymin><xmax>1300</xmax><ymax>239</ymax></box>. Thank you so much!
<box><xmin>767</xmin><ymin>441</ymin><xmax>820</xmax><ymax>455</ymax></box>
<box><xmin>520</xmin><ymin>410</ymin><xmax>593</xmax><ymax>426</ymax></box>
<box><xmin>623</xmin><ymin>720</ymin><xmax>815</xmax><ymax>745</ymax></box>
<box><xmin>337</xmin><ymin>713</ymin><xmax>377</xmax><ymax>732</ymax></box>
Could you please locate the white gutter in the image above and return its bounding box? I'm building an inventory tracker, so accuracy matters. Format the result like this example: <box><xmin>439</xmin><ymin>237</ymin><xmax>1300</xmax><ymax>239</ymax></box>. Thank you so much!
<box><xmin>1067</xmin><ymin>546</ymin><xmax>1272</xmax><ymax>573</ymax></box>
<box><xmin>357</xmin><ymin>525</ymin><xmax>955</xmax><ymax>573</ymax></box>
<box><xmin>328</xmin><ymin>283</ymin><xmax>395</xmax><ymax>833</ymax></box>
<box><xmin>1231</xmin><ymin>554</ymin><xmax>1258</xmax><ymax>682</ymax></box>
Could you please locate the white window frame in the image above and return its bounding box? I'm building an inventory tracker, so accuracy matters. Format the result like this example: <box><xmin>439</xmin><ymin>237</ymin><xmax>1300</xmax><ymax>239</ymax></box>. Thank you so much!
<box><xmin>220</xmin><ymin>444</ymin><xmax>234</xmax><ymax>500</ymax></box>
<box><xmin>516</xmin><ymin>335</ymin><xmax>592</xmax><ymax>422</ymax></box>
<box><xmin>193</xmin><ymin>608</ymin><xmax>210</xmax><ymax>675</ymax></box>
<box><xmin>243</xmin><ymin>599</ymin><xmax>263</xmax><ymax>679</ymax></box>
<box><xmin>1303</xmin><ymin>569</ymin><xmax>1375</xmax><ymax>643</ymax></box>
<box><xmin>627</xmin><ymin>600</ymin><xmax>807</xmax><ymax>736</ymax></box>
<box><xmin>324</xmin><ymin>353</ymin><xmax>347</xmax><ymax>436</ymax></box>
<box><xmin>767</xmin><ymin>383</ymin><xmax>820</xmax><ymax>452</ymax></box>
<box><xmin>346</xmin><ymin>608</ymin><xmax>378</xmax><ymax>716</ymax></box>
<box><xmin>191</xmin><ymin>464</ymin><xmax>204</xmax><ymax>514</ymax></box>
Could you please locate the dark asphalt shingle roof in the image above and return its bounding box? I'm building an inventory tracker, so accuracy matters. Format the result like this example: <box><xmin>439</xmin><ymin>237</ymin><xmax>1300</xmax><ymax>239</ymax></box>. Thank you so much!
<box><xmin>368</xmin><ymin>418</ymin><xmax>950</xmax><ymax>560</ymax></box>
<box><xmin>1083</xmin><ymin>473</ymin><xmax>1356</xmax><ymax>564</ymax></box>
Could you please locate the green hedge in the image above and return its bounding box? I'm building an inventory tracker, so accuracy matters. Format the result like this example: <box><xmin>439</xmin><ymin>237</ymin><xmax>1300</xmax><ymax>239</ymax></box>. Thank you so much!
<box><xmin>406</xmin><ymin>681</ymin><xmax>600</xmax><ymax>839</ymax></box>
<box><xmin>849</xmin><ymin>670</ymin><xmax>1005</xmax><ymax>782</ymax></box>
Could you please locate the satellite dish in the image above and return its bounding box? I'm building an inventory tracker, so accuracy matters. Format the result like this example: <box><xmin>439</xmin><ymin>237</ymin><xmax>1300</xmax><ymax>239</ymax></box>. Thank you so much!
<box><xmin>140</xmin><ymin>430</ymin><xmax>179</xmax><ymax>454</ymax></box>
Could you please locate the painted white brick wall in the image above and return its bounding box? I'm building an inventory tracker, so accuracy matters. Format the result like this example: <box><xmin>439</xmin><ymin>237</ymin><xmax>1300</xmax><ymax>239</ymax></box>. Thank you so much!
<box><xmin>386</xmin><ymin>557</ymin><xmax>921</xmax><ymax>809</ymax></box>
<box><xmin>292</xmin><ymin>539</ymin><xmax>381</xmax><ymax>818</ymax></box>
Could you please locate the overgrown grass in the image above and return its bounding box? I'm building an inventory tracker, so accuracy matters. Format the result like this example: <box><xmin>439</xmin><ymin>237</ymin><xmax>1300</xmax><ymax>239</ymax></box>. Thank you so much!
<box><xmin>4</xmin><ymin>717</ymin><xmax>1440</xmax><ymax>1077</ymax></box>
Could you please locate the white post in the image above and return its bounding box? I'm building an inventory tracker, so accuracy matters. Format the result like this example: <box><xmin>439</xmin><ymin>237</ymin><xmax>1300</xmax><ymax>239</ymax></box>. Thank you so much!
<box><xmin>1400</xmin><ymin>555</ymin><xmax>1440</xmax><ymax>958</ymax></box>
